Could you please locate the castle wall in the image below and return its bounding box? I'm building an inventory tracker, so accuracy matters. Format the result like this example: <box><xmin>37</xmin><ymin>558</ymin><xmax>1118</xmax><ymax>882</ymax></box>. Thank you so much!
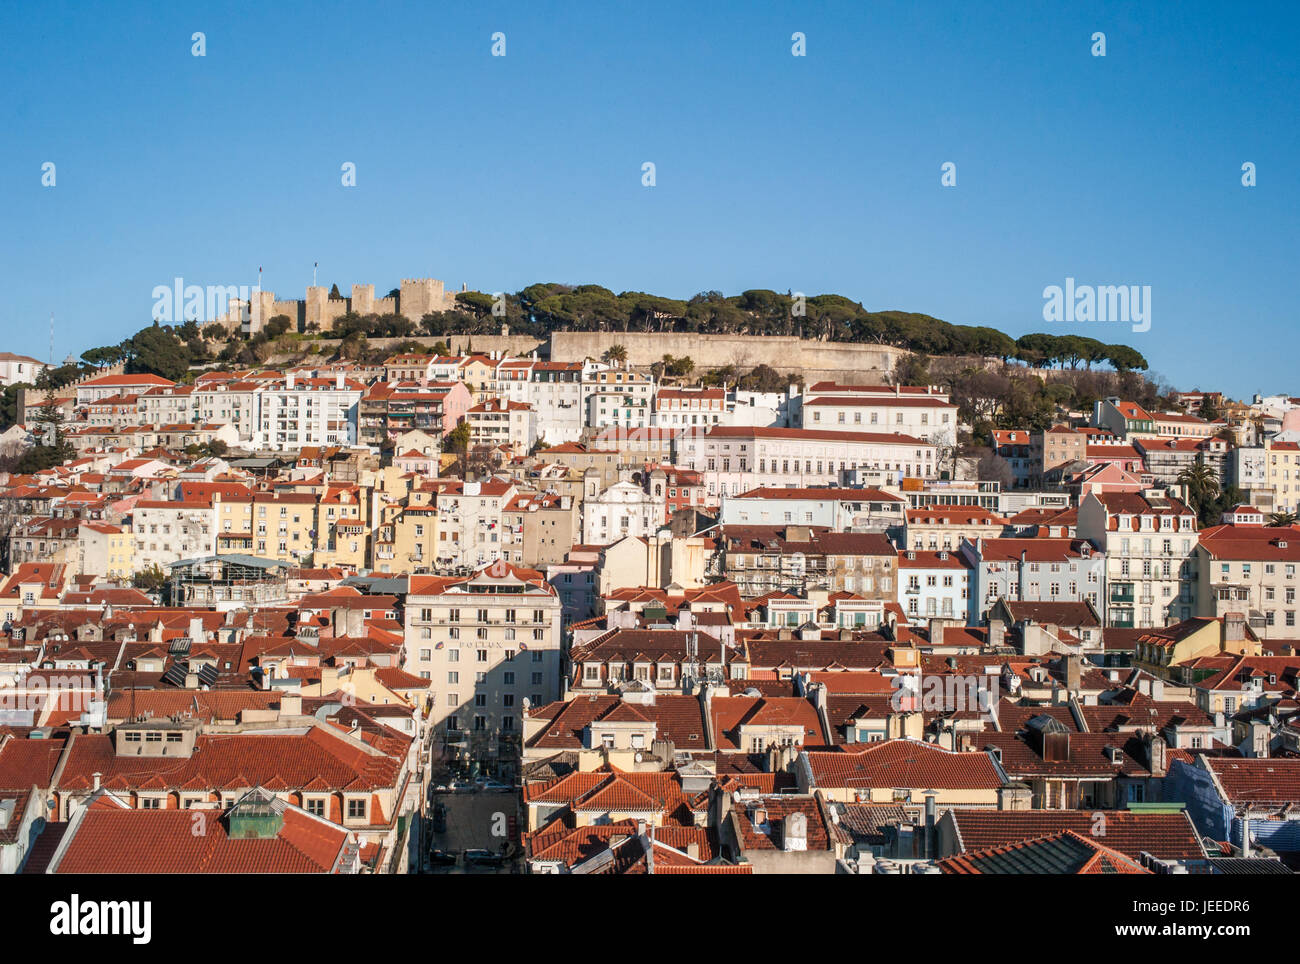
<box><xmin>546</xmin><ymin>331</ymin><xmax>902</xmax><ymax>382</ymax></box>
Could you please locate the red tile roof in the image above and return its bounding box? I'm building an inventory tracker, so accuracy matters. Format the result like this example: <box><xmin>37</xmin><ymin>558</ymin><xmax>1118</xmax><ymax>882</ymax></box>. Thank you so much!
<box><xmin>51</xmin><ymin>795</ymin><xmax>352</xmax><ymax>873</ymax></box>
<box><xmin>803</xmin><ymin>739</ymin><xmax>1004</xmax><ymax>790</ymax></box>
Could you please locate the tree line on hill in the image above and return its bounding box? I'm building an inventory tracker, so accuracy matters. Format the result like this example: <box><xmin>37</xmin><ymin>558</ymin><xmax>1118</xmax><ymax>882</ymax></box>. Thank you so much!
<box><xmin>68</xmin><ymin>281</ymin><xmax>1150</xmax><ymax>384</ymax></box>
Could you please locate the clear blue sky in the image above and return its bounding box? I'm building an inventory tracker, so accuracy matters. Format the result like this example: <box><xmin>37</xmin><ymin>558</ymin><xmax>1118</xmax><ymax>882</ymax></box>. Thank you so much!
<box><xmin>2</xmin><ymin>0</ymin><xmax>1296</xmax><ymax>399</ymax></box>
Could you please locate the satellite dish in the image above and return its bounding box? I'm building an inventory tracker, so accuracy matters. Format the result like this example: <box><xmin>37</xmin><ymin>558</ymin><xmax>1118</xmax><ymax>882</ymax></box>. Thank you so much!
<box><xmin>634</xmin><ymin>751</ymin><xmax>643</xmax><ymax>763</ymax></box>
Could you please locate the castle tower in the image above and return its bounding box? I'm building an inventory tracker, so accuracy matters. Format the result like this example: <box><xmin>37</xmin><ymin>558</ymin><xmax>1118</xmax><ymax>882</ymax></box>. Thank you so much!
<box><xmin>351</xmin><ymin>283</ymin><xmax>376</xmax><ymax>315</ymax></box>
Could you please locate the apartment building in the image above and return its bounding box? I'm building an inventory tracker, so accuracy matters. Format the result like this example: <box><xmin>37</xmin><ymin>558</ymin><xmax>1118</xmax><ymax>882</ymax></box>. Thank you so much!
<box><xmin>990</xmin><ymin>430</ymin><xmax>1034</xmax><ymax>488</ymax></box>
<box><xmin>961</xmin><ymin>537</ymin><xmax>1105</xmax><ymax>624</ymax></box>
<box><xmin>77</xmin><ymin>521</ymin><xmax>135</xmax><ymax>580</ymax></box>
<box><xmin>138</xmin><ymin>384</ymin><xmax>200</xmax><ymax>427</ymax></box>
<box><xmin>675</xmin><ymin>425</ymin><xmax>938</xmax><ymax>500</ymax></box>
<box><xmin>1134</xmin><ymin>436</ymin><xmax>1232</xmax><ymax>487</ymax></box>
<box><xmin>404</xmin><ymin>560</ymin><xmax>564</xmax><ymax>750</ymax></box>
<box><xmin>718</xmin><ymin>486</ymin><xmax>906</xmax><ymax>531</ymax></box>
<box><xmin>373</xmin><ymin>504</ymin><xmax>439</xmax><ymax>574</ymax></box>
<box><xmin>1076</xmin><ymin>490</ymin><xmax>1199</xmax><ymax>629</ymax></box>
<box><xmin>359</xmin><ymin>381</ymin><xmax>472</xmax><ymax>447</ymax></box>
<box><xmin>897</xmin><ymin>549</ymin><xmax>972</xmax><ymax>622</ymax></box>
<box><xmin>75</xmin><ymin>372</ymin><xmax>176</xmax><ymax>405</ymax></box>
<box><xmin>502</xmin><ymin>491</ymin><xmax>579</xmax><ymax>567</ymax></box>
<box><xmin>1093</xmin><ymin>398</ymin><xmax>1157</xmax><ymax>440</ymax></box>
<box><xmin>713</xmin><ymin>525</ymin><xmax>896</xmax><ymax>599</ymax></box>
<box><xmin>257</xmin><ymin>374</ymin><xmax>363</xmax><ymax>449</ymax></box>
<box><xmin>584</xmin><ymin>390</ymin><xmax>651</xmax><ymax>432</ymax></box>
<box><xmin>802</xmin><ymin>394</ymin><xmax>958</xmax><ymax>447</ymax></box>
<box><xmin>581</xmin><ymin>476</ymin><xmax>666</xmax><ymax>545</ymax></box>
<box><xmin>131</xmin><ymin>498</ymin><xmax>218</xmax><ymax>569</ymax></box>
<box><xmin>423</xmin><ymin>478</ymin><xmax>518</xmax><ymax>570</ymax></box>
<box><xmin>653</xmin><ymin>387</ymin><xmax>727</xmax><ymax>429</ymax></box>
<box><xmin>1264</xmin><ymin>440</ymin><xmax>1300</xmax><ymax>514</ymax></box>
<box><xmin>582</xmin><ymin>366</ymin><xmax>655</xmax><ymax>430</ymax></box>
<box><xmin>1196</xmin><ymin>521</ymin><xmax>1300</xmax><ymax>638</ymax></box>
<box><xmin>194</xmin><ymin>379</ymin><xmax>262</xmax><ymax>443</ymax></box>
<box><xmin>467</xmin><ymin>398</ymin><xmax>537</xmax><ymax>455</ymax></box>
<box><xmin>494</xmin><ymin>361</ymin><xmax>586</xmax><ymax>444</ymax></box>
<box><xmin>903</xmin><ymin>506</ymin><xmax>1008</xmax><ymax>551</ymax></box>
<box><xmin>1032</xmin><ymin>425</ymin><xmax>1086</xmax><ymax>483</ymax></box>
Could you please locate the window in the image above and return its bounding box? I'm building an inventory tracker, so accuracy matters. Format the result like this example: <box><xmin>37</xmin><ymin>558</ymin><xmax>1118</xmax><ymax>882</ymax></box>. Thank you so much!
<box><xmin>347</xmin><ymin>799</ymin><xmax>367</xmax><ymax>820</ymax></box>
<box><xmin>305</xmin><ymin>798</ymin><xmax>325</xmax><ymax>817</ymax></box>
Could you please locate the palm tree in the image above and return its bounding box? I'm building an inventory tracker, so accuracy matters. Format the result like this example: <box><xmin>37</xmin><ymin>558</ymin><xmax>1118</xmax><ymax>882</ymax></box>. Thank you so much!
<box><xmin>605</xmin><ymin>344</ymin><xmax>628</xmax><ymax>368</ymax></box>
<box><xmin>1268</xmin><ymin>511</ymin><xmax>1298</xmax><ymax>527</ymax></box>
<box><xmin>1177</xmin><ymin>463</ymin><xmax>1220</xmax><ymax>521</ymax></box>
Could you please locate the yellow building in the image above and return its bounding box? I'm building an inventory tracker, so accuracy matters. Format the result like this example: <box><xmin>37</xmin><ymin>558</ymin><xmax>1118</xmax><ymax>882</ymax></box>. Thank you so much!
<box><xmin>77</xmin><ymin>522</ymin><xmax>135</xmax><ymax>580</ymax></box>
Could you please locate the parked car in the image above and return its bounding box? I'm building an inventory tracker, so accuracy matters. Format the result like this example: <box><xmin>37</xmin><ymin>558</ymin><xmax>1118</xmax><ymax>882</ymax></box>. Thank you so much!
<box><xmin>478</xmin><ymin>779</ymin><xmax>513</xmax><ymax>792</ymax></box>
<box><xmin>464</xmin><ymin>849</ymin><xmax>506</xmax><ymax>867</ymax></box>
<box><xmin>449</xmin><ymin>780</ymin><xmax>474</xmax><ymax>793</ymax></box>
<box><xmin>427</xmin><ymin>848</ymin><xmax>458</xmax><ymax>866</ymax></box>
<box><xmin>431</xmin><ymin>804</ymin><xmax>447</xmax><ymax>833</ymax></box>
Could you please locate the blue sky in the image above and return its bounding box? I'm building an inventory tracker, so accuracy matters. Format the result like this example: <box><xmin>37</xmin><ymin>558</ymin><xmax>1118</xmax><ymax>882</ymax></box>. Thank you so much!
<box><xmin>2</xmin><ymin>0</ymin><xmax>1296</xmax><ymax>398</ymax></box>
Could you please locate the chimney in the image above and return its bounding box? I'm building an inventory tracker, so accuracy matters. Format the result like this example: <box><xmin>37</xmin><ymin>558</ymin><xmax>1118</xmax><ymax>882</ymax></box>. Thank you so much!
<box><xmin>1146</xmin><ymin>733</ymin><xmax>1167</xmax><ymax>776</ymax></box>
<box><xmin>336</xmin><ymin>372</ymin><xmax>345</xmax><ymax>390</ymax></box>
<box><xmin>1224</xmin><ymin>612</ymin><xmax>1246</xmax><ymax>647</ymax></box>
<box><xmin>928</xmin><ymin>618</ymin><xmax>944</xmax><ymax>647</ymax></box>
<box><xmin>279</xmin><ymin>693</ymin><xmax>303</xmax><ymax>717</ymax></box>
<box><xmin>285</xmin><ymin>372</ymin><xmax>295</xmax><ymax>390</ymax></box>
<box><xmin>781</xmin><ymin>812</ymin><xmax>808</xmax><ymax>852</ymax></box>
<box><xmin>1064</xmin><ymin>654</ymin><xmax>1082</xmax><ymax>693</ymax></box>
<box><xmin>925</xmin><ymin>794</ymin><xmax>937</xmax><ymax>858</ymax></box>
<box><xmin>92</xmin><ymin>771</ymin><xmax>102</xmax><ymax>791</ymax></box>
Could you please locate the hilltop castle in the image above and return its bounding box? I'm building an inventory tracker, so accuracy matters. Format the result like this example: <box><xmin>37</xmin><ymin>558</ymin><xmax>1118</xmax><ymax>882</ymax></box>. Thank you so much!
<box><xmin>219</xmin><ymin>277</ymin><xmax>462</xmax><ymax>335</ymax></box>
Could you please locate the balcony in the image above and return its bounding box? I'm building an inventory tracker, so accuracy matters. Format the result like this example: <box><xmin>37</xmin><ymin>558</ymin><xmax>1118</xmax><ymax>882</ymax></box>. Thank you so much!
<box><xmin>1110</xmin><ymin>585</ymin><xmax>1135</xmax><ymax>604</ymax></box>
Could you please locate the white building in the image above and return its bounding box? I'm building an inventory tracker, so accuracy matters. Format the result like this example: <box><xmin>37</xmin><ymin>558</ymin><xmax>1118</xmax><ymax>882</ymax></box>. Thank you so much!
<box><xmin>674</xmin><ymin>426</ymin><xmax>938</xmax><ymax>500</ymax></box>
<box><xmin>405</xmin><ymin>560</ymin><xmax>564</xmax><ymax>742</ymax></box>
<box><xmin>802</xmin><ymin>394</ymin><xmax>958</xmax><ymax>440</ymax></box>
<box><xmin>962</xmin><ymin>537</ymin><xmax>1106</xmax><ymax>626</ymax></box>
<box><xmin>652</xmin><ymin>388</ymin><xmax>727</xmax><ymax>429</ymax></box>
<box><xmin>194</xmin><ymin>379</ymin><xmax>262</xmax><ymax>443</ymax></box>
<box><xmin>718</xmin><ymin>486</ymin><xmax>906</xmax><ymax>531</ymax></box>
<box><xmin>897</xmin><ymin>549</ymin><xmax>972</xmax><ymax>622</ymax></box>
<box><xmin>467</xmin><ymin>398</ymin><xmax>537</xmax><ymax>455</ymax></box>
<box><xmin>255</xmin><ymin>373</ymin><xmax>362</xmax><ymax>449</ymax></box>
<box><xmin>1076</xmin><ymin>490</ymin><xmax>1199</xmax><ymax>629</ymax></box>
<box><xmin>0</xmin><ymin>352</ymin><xmax>47</xmax><ymax>387</ymax></box>
<box><xmin>131</xmin><ymin>498</ymin><xmax>218</xmax><ymax>571</ymax></box>
<box><xmin>496</xmin><ymin>361</ymin><xmax>586</xmax><ymax>444</ymax></box>
<box><xmin>75</xmin><ymin>373</ymin><xmax>176</xmax><ymax>405</ymax></box>
<box><xmin>585</xmin><ymin>390</ymin><xmax>651</xmax><ymax>432</ymax></box>
<box><xmin>581</xmin><ymin>365</ymin><xmax>654</xmax><ymax>429</ymax></box>
<box><xmin>428</xmin><ymin>478</ymin><xmax>518</xmax><ymax>570</ymax></box>
<box><xmin>139</xmin><ymin>384</ymin><xmax>200</xmax><ymax>427</ymax></box>
<box><xmin>729</xmin><ymin>388</ymin><xmax>799</xmax><ymax>428</ymax></box>
<box><xmin>580</xmin><ymin>475</ymin><xmax>666</xmax><ymax>545</ymax></box>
